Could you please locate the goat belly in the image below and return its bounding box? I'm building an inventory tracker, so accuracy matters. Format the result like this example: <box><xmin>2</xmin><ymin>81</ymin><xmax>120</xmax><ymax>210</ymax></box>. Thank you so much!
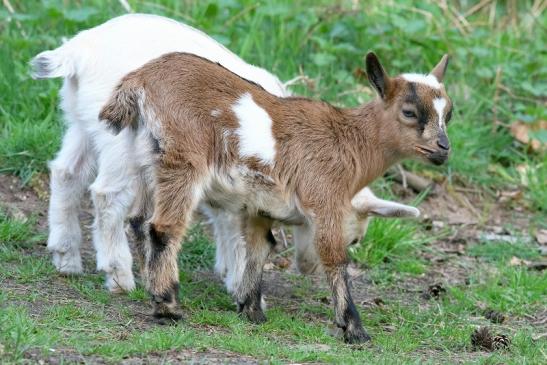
<box><xmin>203</xmin><ymin>166</ymin><xmax>303</xmax><ymax>225</ymax></box>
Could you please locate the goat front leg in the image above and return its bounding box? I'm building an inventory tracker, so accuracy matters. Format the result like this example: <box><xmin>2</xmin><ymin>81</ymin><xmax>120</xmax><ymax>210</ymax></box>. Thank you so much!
<box><xmin>234</xmin><ymin>216</ymin><xmax>273</xmax><ymax>324</ymax></box>
<box><xmin>315</xmin><ymin>212</ymin><xmax>371</xmax><ymax>344</ymax></box>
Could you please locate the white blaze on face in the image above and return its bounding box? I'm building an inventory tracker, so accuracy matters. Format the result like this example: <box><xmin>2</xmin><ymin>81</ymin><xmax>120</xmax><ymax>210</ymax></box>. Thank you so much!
<box><xmin>433</xmin><ymin>97</ymin><xmax>447</xmax><ymax>129</ymax></box>
<box><xmin>232</xmin><ymin>92</ymin><xmax>276</xmax><ymax>165</ymax></box>
<box><xmin>402</xmin><ymin>73</ymin><xmax>441</xmax><ymax>90</ymax></box>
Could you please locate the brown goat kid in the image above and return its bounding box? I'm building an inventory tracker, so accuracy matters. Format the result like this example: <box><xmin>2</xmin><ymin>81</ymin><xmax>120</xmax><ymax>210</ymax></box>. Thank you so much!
<box><xmin>100</xmin><ymin>52</ymin><xmax>452</xmax><ymax>343</ymax></box>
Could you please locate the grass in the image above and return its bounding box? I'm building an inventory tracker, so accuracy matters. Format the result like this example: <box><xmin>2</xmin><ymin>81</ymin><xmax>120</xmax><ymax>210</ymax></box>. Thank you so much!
<box><xmin>0</xmin><ymin>0</ymin><xmax>546</xmax><ymax>363</ymax></box>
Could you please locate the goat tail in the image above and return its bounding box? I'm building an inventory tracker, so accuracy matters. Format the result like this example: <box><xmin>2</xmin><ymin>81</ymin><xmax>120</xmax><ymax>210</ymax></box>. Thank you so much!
<box><xmin>99</xmin><ymin>79</ymin><xmax>142</xmax><ymax>134</ymax></box>
<box><xmin>30</xmin><ymin>44</ymin><xmax>76</xmax><ymax>79</ymax></box>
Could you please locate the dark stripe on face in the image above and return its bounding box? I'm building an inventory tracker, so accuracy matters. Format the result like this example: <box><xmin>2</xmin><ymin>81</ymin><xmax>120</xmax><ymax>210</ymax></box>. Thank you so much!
<box><xmin>406</xmin><ymin>83</ymin><xmax>429</xmax><ymax>134</ymax></box>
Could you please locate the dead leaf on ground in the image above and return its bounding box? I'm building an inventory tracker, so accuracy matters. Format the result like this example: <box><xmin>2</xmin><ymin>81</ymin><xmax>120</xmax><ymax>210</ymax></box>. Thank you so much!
<box><xmin>272</xmin><ymin>256</ymin><xmax>291</xmax><ymax>269</ymax></box>
<box><xmin>497</xmin><ymin>190</ymin><xmax>523</xmax><ymax>204</ymax></box>
<box><xmin>535</xmin><ymin>229</ymin><xmax>547</xmax><ymax>245</ymax></box>
<box><xmin>509</xmin><ymin>256</ymin><xmax>531</xmax><ymax>267</ymax></box>
<box><xmin>510</xmin><ymin>120</ymin><xmax>546</xmax><ymax>153</ymax></box>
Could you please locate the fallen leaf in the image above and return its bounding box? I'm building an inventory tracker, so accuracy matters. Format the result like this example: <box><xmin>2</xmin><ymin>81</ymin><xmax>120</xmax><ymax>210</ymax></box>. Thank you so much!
<box><xmin>510</xmin><ymin>120</ymin><xmax>546</xmax><ymax>153</ymax></box>
<box><xmin>510</xmin><ymin>121</ymin><xmax>530</xmax><ymax>144</ymax></box>
<box><xmin>535</xmin><ymin>229</ymin><xmax>547</xmax><ymax>245</ymax></box>
<box><xmin>273</xmin><ymin>256</ymin><xmax>291</xmax><ymax>269</ymax></box>
<box><xmin>509</xmin><ymin>256</ymin><xmax>530</xmax><ymax>266</ymax></box>
<box><xmin>497</xmin><ymin>190</ymin><xmax>522</xmax><ymax>204</ymax></box>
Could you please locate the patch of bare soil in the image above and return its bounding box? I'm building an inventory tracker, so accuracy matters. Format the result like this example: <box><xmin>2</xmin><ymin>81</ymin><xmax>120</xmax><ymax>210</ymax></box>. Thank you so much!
<box><xmin>23</xmin><ymin>347</ymin><xmax>258</xmax><ymax>365</ymax></box>
<box><xmin>0</xmin><ymin>174</ymin><xmax>48</xmax><ymax>229</ymax></box>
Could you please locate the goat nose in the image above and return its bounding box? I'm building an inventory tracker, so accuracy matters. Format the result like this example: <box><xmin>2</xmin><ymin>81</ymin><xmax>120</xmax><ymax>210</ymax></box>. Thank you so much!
<box><xmin>437</xmin><ymin>134</ymin><xmax>450</xmax><ymax>150</ymax></box>
<box><xmin>437</xmin><ymin>140</ymin><xmax>450</xmax><ymax>150</ymax></box>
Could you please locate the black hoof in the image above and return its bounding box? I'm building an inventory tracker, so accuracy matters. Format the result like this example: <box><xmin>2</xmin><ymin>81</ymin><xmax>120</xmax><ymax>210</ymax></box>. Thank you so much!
<box><xmin>237</xmin><ymin>302</ymin><xmax>267</xmax><ymax>324</ymax></box>
<box><xmin>153</xmin><ymin>301</ymin><xmax>183</xmax><ymax>324</ymax></box>
<box><xmin>154</xmin><ymin>313</ymin><xmax>183</xmax><ymax>326</ymax></box>
<box><xmin>344</xmin><ymin>328</ymin><xmax>372</xmax><ymax>344</ymax></box>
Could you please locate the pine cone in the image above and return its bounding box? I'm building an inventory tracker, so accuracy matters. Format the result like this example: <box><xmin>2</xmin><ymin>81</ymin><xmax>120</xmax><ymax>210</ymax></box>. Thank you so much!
<box><xmin>471</xmin><ymin>327</ymin><xmax>493</xmax><ymax>351</ymax></box>
<box><xmin>484</xmin><ymin>309</ymin><xmax>506</xmax><ymax>324</ymax></box>
<box><xmin>493</xmin><ymin>334</ymin><xmax>510</xmax><ymax>350</ymax></box>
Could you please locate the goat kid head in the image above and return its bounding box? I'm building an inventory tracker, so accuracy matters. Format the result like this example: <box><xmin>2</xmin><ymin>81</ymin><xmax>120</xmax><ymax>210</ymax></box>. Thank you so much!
<box><xmin>366</xmin><ymin>53</ymin><xmax>452</xmax><ymax>166</ymax></box>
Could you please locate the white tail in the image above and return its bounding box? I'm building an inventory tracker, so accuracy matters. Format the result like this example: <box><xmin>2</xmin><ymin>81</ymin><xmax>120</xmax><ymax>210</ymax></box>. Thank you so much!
<box><xmin>30</xmin><ymin>46</ymin><xmax>75</xmax><ymax>79</ymax></box>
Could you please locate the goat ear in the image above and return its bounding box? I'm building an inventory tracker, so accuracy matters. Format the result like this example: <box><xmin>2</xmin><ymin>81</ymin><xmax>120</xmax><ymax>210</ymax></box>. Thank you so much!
<box><xmin>365</xmin><ymin>201</ymin><xmax>420</xmax><ymax>218</ymax></box>
<box><xmin>351</xmin><ymin>187</ymin><xmax>420</xmax><ymax>218</ymax></box>
<box><xmin>430</xmin><ymin>54</ymin><xmax>449</xmax><ymax>82</ymax></box>
<box><xmin>365</xmin><ymin>52</ymin><xmax>390</xmax><ymax>99</ymax></box>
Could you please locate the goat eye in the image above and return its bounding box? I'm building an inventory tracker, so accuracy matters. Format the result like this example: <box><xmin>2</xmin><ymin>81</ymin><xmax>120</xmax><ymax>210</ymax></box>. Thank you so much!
<box><xmin>446</xmin><ymin>109</ymin><xmax>453</xmax><ymax>123</ymax></box>
<box><xmin>402</xmin><ymin>110</ymin><xmax>417</xmax><ymax>118</ymax></box>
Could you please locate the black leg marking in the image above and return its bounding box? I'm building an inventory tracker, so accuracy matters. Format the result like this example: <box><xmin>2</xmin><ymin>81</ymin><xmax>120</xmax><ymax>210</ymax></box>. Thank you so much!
<box><xmin>148</xmin><ymin>223</ymin><xmax>169</xmax><ymax>266</ymax></box>
<box><xmin>152</xmin><ymin>281</ymin><xmax>182</xmax><ymax>323</ymax></box>
<box><xmin>129</xmin><ymin>216</ymin><xmax>146</xmax><ymax>242</ymax></box>
<box><xmin>237</xmin><ymin>282</ymin><xmax>266</xmax><ymax>324</ymax></box>
<box><xmin>328</xmin><ymin>266</ymin><xmax>371</xmax><ymax>344</ymax></box>
<box><xmin>266</xmin><ymin>230</ymin><xmax>277</xmax><ymax>248</ymax></box>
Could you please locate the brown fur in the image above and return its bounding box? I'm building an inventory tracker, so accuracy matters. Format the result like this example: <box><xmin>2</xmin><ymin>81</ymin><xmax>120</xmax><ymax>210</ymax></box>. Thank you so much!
<box><xmin>100</xmin><ymin>51</ymin><xmax>452</xmax><ymax>342</ymax></box>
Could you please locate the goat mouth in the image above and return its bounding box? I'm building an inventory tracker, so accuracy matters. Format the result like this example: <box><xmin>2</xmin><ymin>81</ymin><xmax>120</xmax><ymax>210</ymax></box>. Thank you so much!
<box><xmin>415</xmin><ymin>145</ymin><xmax>448</xmax><ymax>165</ymax></box>
<box><xmin>415</xmin><ymin>145</ymin><xmax>436</xmax><ymax>155</ymax></box>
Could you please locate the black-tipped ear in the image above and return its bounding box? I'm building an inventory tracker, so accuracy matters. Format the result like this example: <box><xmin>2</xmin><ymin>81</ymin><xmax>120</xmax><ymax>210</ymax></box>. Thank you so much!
<box><xmin>430</xmin><ymin>54</ymin><xmax>449</xmax><ymax>82</ymax></box>
<box><xmin>365</xmin><ymin>52</ymin><xmax>389</xmax><ymax>99</ymax></box>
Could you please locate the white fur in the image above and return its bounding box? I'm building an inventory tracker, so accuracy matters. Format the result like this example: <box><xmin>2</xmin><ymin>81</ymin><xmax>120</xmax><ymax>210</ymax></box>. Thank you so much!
<box><xmin>233</xmin><ymin>93</ymin><xmax>276</xmax><ymax>165</ymax></box>
<box><xmin>296</xmin><ymin>187</ymin><xmax>420</xmax><ymax>274</ymax></box>
<box><xmin>350</xmin><ymin>187</ymin><xmax>420</xmax><ymax>218</ymax></box>
<box><xmin>433</xmin><ymin>97</ymin><xmax>447</xmax><ymax>129</ymax></box>
<box><xmin>401</xmin><ymin>73</ymin><xmax>441</xmax><ymax>89</ymax></box>
<box><xmin>33</xmin><ymin>14</ymin><xmax>288</xmax><ymax>292</ymax></box>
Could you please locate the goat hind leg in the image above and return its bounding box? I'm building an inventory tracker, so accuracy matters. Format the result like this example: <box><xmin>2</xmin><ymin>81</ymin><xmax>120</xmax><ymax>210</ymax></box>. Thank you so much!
<box><xmin>90</xmin><ymin>138</ymin><xmax>137</xmax><ymax>293</ymax></box>
<box><xmin>48</xmin><ymin>124</ymin><xmax>96</xmax><ymax>274</ymax></box>
<box><xmin>146</xmin><ymin>165</ymin><xmax>207</xmax><ymax>322</ymax></box>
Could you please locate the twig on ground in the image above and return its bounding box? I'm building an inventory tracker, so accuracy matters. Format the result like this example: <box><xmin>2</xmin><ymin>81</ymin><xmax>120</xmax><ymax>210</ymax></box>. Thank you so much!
<box><xmin>396</xmin><ymin>164</ymin><xmax>407</xmax><ymax>189</ymax></box>
<box><xmin>389</xmin><ymin>166</ymin><xmax>437</xmax><ymax>194</ymax></box>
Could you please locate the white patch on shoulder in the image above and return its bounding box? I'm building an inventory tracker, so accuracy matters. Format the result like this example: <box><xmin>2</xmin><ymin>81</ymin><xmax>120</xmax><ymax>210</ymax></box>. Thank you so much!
<box><xmin>433</xmin><ymin>97</ymin><xmax>447</xmax><ymax>128</ymax></box>
<box><xmin>402</xmin><ymin>73</ymin><xmax>441</xmax><ymax>89</ymax></box>
<box><xmin>211</xmin><ymin>109</ymin><xmax>222</xmax><ymax>117</ymax></box>
<box><xmin>232</xmin><ymin>93</ymin><xmax>276</xmax><ymax>165</ymax></box>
